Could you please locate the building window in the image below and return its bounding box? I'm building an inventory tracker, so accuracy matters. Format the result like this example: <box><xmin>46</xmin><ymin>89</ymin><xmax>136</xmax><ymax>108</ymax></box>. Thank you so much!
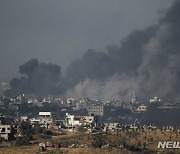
<box><xmin>1</xmin><ymin>128</ymin><xmax>5</xmax><ymax>132</ymax></box>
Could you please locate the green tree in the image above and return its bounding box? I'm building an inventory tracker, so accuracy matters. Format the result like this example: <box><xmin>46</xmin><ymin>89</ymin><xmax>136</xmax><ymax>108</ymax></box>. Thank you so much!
<box><xmin>19</xmin><ymin>120</ymin><xmax>33</xmax><ymax>137</ymax></box>
<box><xmin>15</xmin><ymin>120</ymin><xmax>33</xmax><ymax>145</ymax></box>
<box><xmin>92</xmin><ymin>133</ymin><xmax>105</xmax><ymax>148</ymax></box>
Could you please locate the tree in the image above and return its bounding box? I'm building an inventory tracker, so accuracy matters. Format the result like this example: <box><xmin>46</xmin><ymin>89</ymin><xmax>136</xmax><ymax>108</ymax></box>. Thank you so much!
<box><xmin>92</xmin><ymin>133</ymin><xmax>105</xmax><ymax>148</ymax></box>
<box><xmin>19</xmin><ymin>120</ymin><xmax>33</xmax><ymax>137</ymax></box>
<box><xmin>15</xmin><ymin>120</ymin><xmax>33</xmax><ymax>145</ymax></box>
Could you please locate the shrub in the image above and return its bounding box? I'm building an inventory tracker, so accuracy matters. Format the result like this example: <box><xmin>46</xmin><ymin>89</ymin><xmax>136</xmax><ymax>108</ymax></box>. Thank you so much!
<box><xmin>92</xmin><ymin>133</ymin><xmax>105</xmax><ymax>148</ymax></box>
<box><xmin>19</xmin><ymin>120</ymin><xmax>33</xmax><ymax>137</ymax></box>
<box><xmin>78</xmin><ymin>125</ymin><xmax>87</xmax><ymax>133</ymax></box>
<box><xmin>15</xmin><ymin>136</ymin><xmax>31</xmax><ymax>146</ymax></box>
<box><xmin>33</xmin><ymin>124</ymin><xmax>46</xmax><ymax>134</ymax></box>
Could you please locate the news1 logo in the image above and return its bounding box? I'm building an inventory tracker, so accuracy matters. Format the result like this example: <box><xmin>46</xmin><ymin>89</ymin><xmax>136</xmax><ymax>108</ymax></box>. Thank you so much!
<box><xmin>157</xmin><ymin>141</ymin><xmax>180</xmax><ymax>149</ymax></box>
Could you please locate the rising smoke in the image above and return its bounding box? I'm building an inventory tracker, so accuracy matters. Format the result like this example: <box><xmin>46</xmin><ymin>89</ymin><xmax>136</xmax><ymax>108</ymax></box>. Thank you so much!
<box><xmin>5</xmin><ymin>0</ymin><xmax>180</xmax><ymax>101</ymax></box>
<box><xmin>66</xmin><ymin>26</ymin><xmax>157</xmax><ymax>101</ymax></box>
<box><xmin>5</xmin><ymin>59</ymin><xmax>64</xmax><ymax>96</ymax></box>
<box><xmin>66</xmin><ymin>0</ymin><xmax>180</xmax><ymax>101</ymax></box>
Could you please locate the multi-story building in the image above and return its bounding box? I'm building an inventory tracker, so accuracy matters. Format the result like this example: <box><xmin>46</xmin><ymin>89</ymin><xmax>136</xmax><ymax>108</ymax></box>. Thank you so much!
<box><xmin>0</xmin><ymin>125</ymin><xmax>14</xmax><ymax>140</ymax></box>
<box><xmin>74</xmin><ymin>98</ymin><xmax>89</xmax><ymax>110</ymax></box>
<box><xmin>65</xmin><ymin>113</ymin><xmax>94</xmax><ymax>127</ymax></box>
<box><xmin>87</xmin><ymin>104</ymin><xmax>104</xmax><ymax>116</ymax></box>
<box><xmin>30</xmin><ymin>112</ymin><xmax>54</xmax><ymax>127</ymax></box>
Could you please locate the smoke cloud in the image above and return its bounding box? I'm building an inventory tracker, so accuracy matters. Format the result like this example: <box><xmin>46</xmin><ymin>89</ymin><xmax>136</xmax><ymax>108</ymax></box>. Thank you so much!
<box><xmin>5</xmin><ymin>59</ymin><xmax>64</xmax><ymax>96</ymax></box>
<box><xmin>66</xmin><ymin>0</ymin><xmax>180</xmax><ymax>101</ymax></box>
<box><xmin>5</xmin><ymin>0</ymin><xmax>180</xmax><ymax>102</ymax></box>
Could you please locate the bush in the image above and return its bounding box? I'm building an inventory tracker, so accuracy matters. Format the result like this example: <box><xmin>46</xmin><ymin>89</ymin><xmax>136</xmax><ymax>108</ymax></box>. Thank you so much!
<box><xmin>16</xmin><ymin>120</ymin><xmax>33</xmax><ymax>146</ymax></box>
<box><xmin>42</xmin><ymin>129</ymin><xmax>52</xmax><ymax>135</ymax></box>
<box><xmin>124</xmin><ymin>144</ymin><xmax>142</xmax><ymax>152</ymax></box>
<box><xmin>33</xmin><ymin>124</ymin><xmax>46</xmax><ymax>134</ymax></box>
<box><xmin>19</xmin><ymin>120</ymin><xmax>33</xmax><ymax>137</ymax></box>
<box><xmin>78</xmin><ymin>125</ymin><xmax>87</xmax><ymax>133</ymax></box>
<box><xmin>15</xmin><ymin>136</ymin><xmax>31</xmax><ymax>146</ymax></box>
<box><xmin>92</xmin><ymin>133</ymin><xmax>105</xmax><ymax>148</ymax></box>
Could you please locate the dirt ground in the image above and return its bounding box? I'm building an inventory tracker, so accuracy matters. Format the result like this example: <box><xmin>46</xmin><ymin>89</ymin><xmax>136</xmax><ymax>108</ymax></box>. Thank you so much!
<box><xmin>0</xmin><ymin>146</ymin><xmax>133</xmax><ymax>154</ymax></box>
<box><xmin>0</xmin><ymin>130</ymin><xmax>180</xmax><ymax>153</ymax></box>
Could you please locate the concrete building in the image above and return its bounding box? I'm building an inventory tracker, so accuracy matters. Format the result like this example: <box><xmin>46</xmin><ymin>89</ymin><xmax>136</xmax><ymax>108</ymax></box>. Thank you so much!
<box><xmin>74</xmin><ymin>98</ymin><xmax>89</xmax><ymax>110</ymax></box>
<box><xmin>30</xmin><ymin>112</ymin><xmax>54</xmax><ymax>127</ymax></box>
<box><xmin>136</xmin><ymin>105</ymin><xmax>147</xmax><ymax>112</ymax></box>
<box><xmin>20</xmin><ymin>116</ymin><xmax>28</xmax><ymax>121</ymax></box>
<box><xmin>39</xmin><ymin>112</ymin><xmax>52</xmax><ymax>118</ymax></box>
<box><xmin>105</xmin><ymin>100</ymin><xmax>123</xmax><ymax>108</ymax></box>
<box><xmin>132</xmin><ymin>91</ymin><xmax>138</xmax><ymax>104</ymax></box>
<box><xmin>1</xmin><ymin>82</ymin><xmax>11</xmax><ymax>91</ymax></box>
<box><xmin>0</xmin><ymin>125</ymin><xmax>14</xmax><ymax>140</ymax></box>
<box><xmin>150</xmin><ymin>97</ymin><xmax>162</xmax><ymax>103</ymax></box>
<box><xmin>87</xmin><ymin>104</ymin><xmax>104</xmax><ymax>116</ymax></box>
<box><xmin>104</xmin><ymin>123</ymin><xmax>119</xmax><ymax>131</ymax></box>
<box><xmin>66</xmin><ymin>98</ymin><xmax>76</xmax><ymax>107</ymax></box>
<box><xmin>65</xmin><ymin>113</ymin><xmax>94</xmax><ymax>127</ymax></box>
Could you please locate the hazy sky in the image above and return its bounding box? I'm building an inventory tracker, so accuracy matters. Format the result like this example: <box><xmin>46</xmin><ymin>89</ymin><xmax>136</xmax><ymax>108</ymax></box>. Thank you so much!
<box><xmin>0</xmin><ymin>0</ymin><xmax>173</xmax><ymax>81</ymax></box>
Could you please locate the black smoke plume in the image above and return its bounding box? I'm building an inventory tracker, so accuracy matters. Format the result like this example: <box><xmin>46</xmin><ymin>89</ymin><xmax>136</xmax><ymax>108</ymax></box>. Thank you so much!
<box><xmin>66</xmin><ymin>0</ymin><xmax>180</xmax><ymax>101</ymax></box>
<box><xmin>5</xmin><ymin>0</ymin><xmax>180</xmax><ymax>102</ymax></box>
<box><xmin>5</xmin><ymin>59</ymin><xmax>64</xmax><ymax>96</ymax></box>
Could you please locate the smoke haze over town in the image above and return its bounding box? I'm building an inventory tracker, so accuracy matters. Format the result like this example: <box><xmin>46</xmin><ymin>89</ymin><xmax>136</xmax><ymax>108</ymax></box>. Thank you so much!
<box><xmin>2</xmin><ymin>2</ymin><xmax>180</xmax><ymax>153</ymax></box>
<box><xmin>1</xmin><ymin>0</ymin><xmax>180</xmax><ymax>102</ymax></box>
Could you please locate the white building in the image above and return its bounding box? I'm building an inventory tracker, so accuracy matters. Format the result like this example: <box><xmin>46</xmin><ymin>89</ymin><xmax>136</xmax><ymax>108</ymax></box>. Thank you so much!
<box><xmin>132</xmin><ymin>91</ymin><xmax>138</xmax><ymax>104</ymax></box>
<box><xmin>136</xmin><ymin>105</ymin><xmax>147</xmax><ymax>112</ymax></box>
<box><xmin>20</xmin><ymin>116</ymin><xmax>28</xmax><ymax>121</ymax></box>
<box><xmin>150</xmin><ymin>97</ymin><xmax>162</xmax><ymax>103</ymax></box>
<box><xmin>65</xmin><ymin>98</ymin><xmax>76</xmax><ymax>107</ymax></box>
<box><xmin>0</xmin><ymin>125</ymin><xmax>14</xmax><ymax>140</ymax></box>
<box><xmin>65</xmin><ymin>113</ymin><xmax>94</xmax><ymax>127</ymax></box>
<box><xmin>104</xmin><ymin>123</ymin><xmax>119</xmax><ymax>131</ymax></box>
<box><xmin>30</xmin><ymin>112</ymin><xmax>54</xmax><ymax>127</ymax></box>
<box><xmin>39</xmin><ymin>112</ymin><xmax>52</xmax><ymax>118</ymax></box>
